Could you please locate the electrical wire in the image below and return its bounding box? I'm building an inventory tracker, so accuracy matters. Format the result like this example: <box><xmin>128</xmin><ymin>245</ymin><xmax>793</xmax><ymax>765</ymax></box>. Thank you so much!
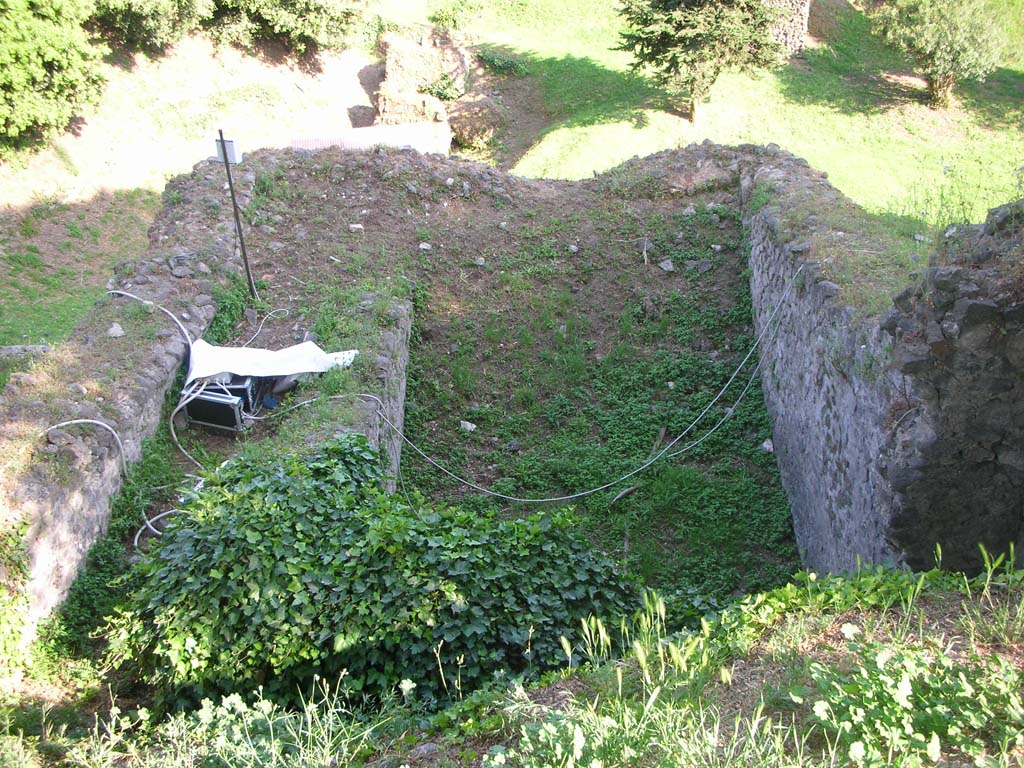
<box><xmin>169</xmin><ymin>380</ymin><xmax>208</xmax><ymax>468</ymax></box>
<box><xmin>156</xmin><ymin>268</ymin><xmax>804</xmax><ymax>522</ymax></box>
<box><xmin>133</xmin><ymin>508</ymin><xmax>181</xmax><ymax>549</ymax></box>
<box><xmin>43</xmin><ymin>418</ymin><xmax>168</xmax><ymax>542</ymax></box>
<box><xmin>365</xmin><ymin>265</ymin><xmax>806</xmax><ymax>504</ymax></box>
<box><xmin>45</xmin><ymin>419</ymin><xmax>127</xmax><ymax>476</ymax></box>
<box><xmin>243</xmin><ymin>308</ymin><xmax>289</xmax><ymax>347</ymax></box>
<box><xmin>106</xmin><ymin>290</ymin><xmax>193</xmax><ymax>346</ymax></box>
<box><xmin>211</xmin><ymin>265</ymin><xmax>804</xmax><ymax>505</ymax></box>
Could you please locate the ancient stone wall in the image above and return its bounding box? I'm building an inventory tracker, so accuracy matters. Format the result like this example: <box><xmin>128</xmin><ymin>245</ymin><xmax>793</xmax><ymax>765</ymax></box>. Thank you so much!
<box><xmin>738</xmin><ymin>145</ymin><xmax>1024</xmax><ymax>573</ymax></box>
<box><xmin>4</xmin><ymin>140</ymin><xmax>1021</xmax><ymax>655</ymax></box>
<box><xmin>741</xmin><ymin>148</ymin><xmax>905</xmax><ymax>571</ymax></box>
<box><xmin>767</xmin><ymin>0</ymin><xmax>810</xmax><ymax>54</ymax></box>
<box><xmin>0</xmin><ymin>155</ymin><xmax>410</xmax><ymax>655</ymax></box>
<box><xmin>881</xmin><ymin>206</ymin><xmax>1024</xmax><ymax>571</ymax></box>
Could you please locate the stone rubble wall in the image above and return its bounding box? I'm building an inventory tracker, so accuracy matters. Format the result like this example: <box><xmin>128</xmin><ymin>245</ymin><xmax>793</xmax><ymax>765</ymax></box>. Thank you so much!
<box><xmin>736</xmin><ymin>145</ymin><xmax>1024</xmax><ymax>573</ymax></box>
<box><xmin>741</xmin><ymin>148</ymin><xmax>905</xmax><ymax>571</ymax></box>
<box><xmin>1</xmin><ymin>158</ymin><xmax>242</xmax><ymax>638</ymax></box>
<box><xmin>880</xmin><ymin>204</ymin><xmax>1024</xmax><ymax>571</ymax></box>
<box><xmin>0</xmin><ymin>155</ymin><xmax>410</xmax><ymax>650</ymax></box>
<box><xmin>767</xmin><ymin>0</ymin><xmax>811</xmax><ymax>54</ymax></box>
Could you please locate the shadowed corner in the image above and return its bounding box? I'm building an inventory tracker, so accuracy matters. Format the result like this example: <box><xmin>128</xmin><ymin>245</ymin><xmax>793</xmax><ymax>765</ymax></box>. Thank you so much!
<box><xmin>956</xmin><ymin>66</ymin><xmax>1024</xmax><ymax>131</ymax></box>
<box><xmin>775</xmin><ymin>0</ymin><xmax>922</xmax><ymax>115</ymax></box>
<box><xmin>349</xmin><ymin>62</ymin><xmax>385</xmax><ymax>127</ymax></box>
<box><xmin>476</xmin><ymin>47</ymin><xmax>661</xmax><ymax>170</ymax></box>
<box><xmin>246</xmin><ymin>36</ymin><xmax>327</xmax><ymax>76</ymax></box>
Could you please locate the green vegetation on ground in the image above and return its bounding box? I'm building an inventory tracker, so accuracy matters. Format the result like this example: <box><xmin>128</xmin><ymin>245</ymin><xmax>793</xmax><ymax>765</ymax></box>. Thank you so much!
<box><xmin>420</xmin><ymin>0</ymin><xmax>1023</xmax><ymax>229</ymax></box>
<box><xmin>6</xmin><ymin>554</ymin><xmax>1023</xmax><ymax>766</ymax></box>
<box><xmin>105</xmin><ymin>434</ymin><xmax>636</xmax><ymax>707</ymax></box>
<box><xmin>403</xmin><ymin>201</ymin><xmax>796</xmax><ymax>615</ymax></box>
<box><xmin>0</xmin><ymin>189</ymin><xmax>160</xmax><ymax>346</ymax></box>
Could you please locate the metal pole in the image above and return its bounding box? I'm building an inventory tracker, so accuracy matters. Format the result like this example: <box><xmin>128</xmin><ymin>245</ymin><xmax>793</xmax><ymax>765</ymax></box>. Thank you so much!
<box><xmin>218</xmin><ymin>129</ymin><xmax>258</xmax><ymax>301</ymax></box>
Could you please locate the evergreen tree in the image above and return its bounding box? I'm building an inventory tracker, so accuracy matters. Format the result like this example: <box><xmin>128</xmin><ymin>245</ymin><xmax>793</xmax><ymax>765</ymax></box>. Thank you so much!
<box><xmin>617</xmin><ymin>0</ymin><xmax>783</xmax><ymax>121</ymax></box>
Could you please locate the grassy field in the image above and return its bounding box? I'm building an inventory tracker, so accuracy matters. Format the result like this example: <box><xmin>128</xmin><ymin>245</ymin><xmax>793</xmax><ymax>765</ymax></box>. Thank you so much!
<box><xmin>450</xmin><ymin>0</ymin><xmax>1024</xmax><ymax>227</ymax></box>
<box><xmin>1</xmin><ymin>0</ymin><xmax>1022</xmax><ymax>347</ymax></box>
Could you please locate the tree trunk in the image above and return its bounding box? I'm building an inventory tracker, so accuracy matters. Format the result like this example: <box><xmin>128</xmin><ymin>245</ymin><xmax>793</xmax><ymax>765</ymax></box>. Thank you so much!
<box><xmin>927</xmin><ymin>74</ymin><xmax>955</xmax><ymax>108</ymax></box>
<box><xmin>687</xmin><ymin>98</ymin><xmax>698</xmax><ymax>124</ymax></box>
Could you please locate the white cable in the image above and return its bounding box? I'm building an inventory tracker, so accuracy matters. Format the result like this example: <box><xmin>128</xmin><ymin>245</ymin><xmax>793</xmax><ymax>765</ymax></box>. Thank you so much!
<box><xmin>371</xmin><ymin>266</ymin><xmax>805</xmax><ymax>504</ymax></box>
<box><xmin>665</xmin><ymin>355</ymin><xmax>764</xmax><ymax>460</ymax></box>
<box><xmin>45</xmin><ymin>419</ymin><xmax>127</xmax><ymax>476</ymax></box>
<box><xmin>361</xmin><ymin>265</ymin><xmax>805</xmax><ymax>504</ymax></box>
<box><xmin>133</xmin><ymin>508</ymin><xmax>181</xmax><ymax>549</ymax></box>
<box><xmin>106</xmin><ymin>290</ymin><xmax>193</xmax><ymax>346</ymax></box>
<box><xmin>243</xmin><ymin>308</ymin><xmax>289</xmax><ymax>347</ymax></box>
<box><xmin>169</xmin><ymin>380</ymin><xmax>207</xmax><ymax>468</ymax></box>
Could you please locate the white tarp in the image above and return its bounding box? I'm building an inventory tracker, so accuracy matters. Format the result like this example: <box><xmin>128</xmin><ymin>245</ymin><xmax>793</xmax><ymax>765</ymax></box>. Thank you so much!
<box><xmin>185</xmin><ymin>339</ymin><xmax>359</xmax><ymax>385</ymax></box>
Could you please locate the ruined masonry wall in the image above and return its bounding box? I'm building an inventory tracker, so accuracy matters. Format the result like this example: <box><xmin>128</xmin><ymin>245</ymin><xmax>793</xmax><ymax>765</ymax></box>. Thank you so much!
<box><xmin>0</xmin><ymin>156</ymin><xmax>409</xmax><ymax>647</ymax></box>
<box><xmin>738</xmin><ymin>146</ymin><xmax>1024</xmax><ymax>573</ymax></box>
<box><xmin>4</xmin><ymin>142</ymin><xmax>1022</xmax><ymax>655</ymax></box>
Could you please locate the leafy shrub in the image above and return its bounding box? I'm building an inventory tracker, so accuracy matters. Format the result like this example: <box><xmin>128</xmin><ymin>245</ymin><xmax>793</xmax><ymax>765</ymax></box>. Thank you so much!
<box><xmin>206</xmin><ymin>0</ymin><xmax>363</xmax><ymax>54</ymax></box>
<box><xmin>872</xmin><ymin>0</ymin><xmax>1008</xmax><ymax>107</ymax></box>
<box><xmin>419</xmin><ymin>73</ymin><xmax>460</xmax><ymax>101</ymax></box>
<box><xmin>800</xmin><ymin>636</ymin><xmax>1024</xmax><ymax>766</ymax></box>
<box><xmin>427</xmin><ymin>0</ymin><xmax>482</xmax><ymax>30</ymax></box>
<box><xmin>90</xmin><ymin>0</ymin><xmax>212</xmax><ymax>51</ymax></box>
<box><xmin>477</xmin><ymin>50</ymin><xmax>528</xmax><ymax>77</ymax></box>
<box><xmin>105</xmin><ymin>433</ymin><xmax>636</xmax><ymax>704</ymax></box>
<box><xmin>0</xmin><ymin>0</ymin><xmax>105</xmax><ymax>152</ymax></box>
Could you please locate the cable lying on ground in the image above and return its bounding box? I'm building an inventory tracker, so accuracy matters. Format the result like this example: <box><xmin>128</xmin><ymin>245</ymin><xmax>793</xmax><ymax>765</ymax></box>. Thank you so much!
<box><xmin>145</xmin><ymin>267</ymin><xmax>803</xmax><ymax>540</ymax></box>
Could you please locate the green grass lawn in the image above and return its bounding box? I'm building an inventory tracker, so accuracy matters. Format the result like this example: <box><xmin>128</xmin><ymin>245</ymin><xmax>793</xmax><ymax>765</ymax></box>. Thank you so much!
<box><xmin>0</xmin><ymin>189</ymin><xmax>159</xmax><ymax>345</ymax></box>
<box><xmin>390</xmin><ymin>0</ymin><xmax>1024</xmax><ymax>229</ymax></box>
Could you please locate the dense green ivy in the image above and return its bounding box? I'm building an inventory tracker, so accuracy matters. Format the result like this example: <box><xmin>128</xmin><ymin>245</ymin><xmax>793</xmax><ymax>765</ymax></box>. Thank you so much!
<box><xmin>106</xmin><ymin>433</ymin><xmax>636</xmax><ymax>705</ymax></box>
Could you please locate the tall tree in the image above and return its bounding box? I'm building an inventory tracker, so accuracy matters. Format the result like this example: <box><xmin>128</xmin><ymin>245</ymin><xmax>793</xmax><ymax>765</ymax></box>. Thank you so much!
<box><xmin>0</xmin><ymin>0</ymin><xmax>105</xmax><ymax>152</ymax></box>
<box><xmin>872</xmin><ymin>0</ymin><xmax>1008</xmax><ymax>107</ymax></box>
<box><xmin>617</xmin><ymin>0</ymin><xmax>783</xmax><ymax>121</ymax></box>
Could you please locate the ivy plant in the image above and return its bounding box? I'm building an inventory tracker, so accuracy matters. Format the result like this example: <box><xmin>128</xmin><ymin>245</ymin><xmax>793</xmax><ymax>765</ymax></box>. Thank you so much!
<box><xmin>798</xmin><ymin>637</ymin><xmax>1024</xmax><ymax>766</ymax></box>
<box><xmin>105</xmin><ymin>433</ymin><xmax>636</xmax><ymax>705</ymax></box>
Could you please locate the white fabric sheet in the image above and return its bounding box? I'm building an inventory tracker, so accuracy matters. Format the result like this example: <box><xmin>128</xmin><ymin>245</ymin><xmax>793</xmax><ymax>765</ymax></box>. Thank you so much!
<box><xmin>185</xmin><ymin>339</ymin><xmax>359</xmax><ymax>385</ymax></box>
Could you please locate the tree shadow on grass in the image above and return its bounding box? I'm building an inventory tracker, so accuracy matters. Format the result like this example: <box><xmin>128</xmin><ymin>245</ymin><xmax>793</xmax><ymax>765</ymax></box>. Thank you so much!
<box><xmin>957</xmin><ymin>66</ymin><xmax>1024</xmax><ymax>132</ymax></box>
<box><xmin>775</xmin><ymin>0</ymin><xmax>923</xmax><ymax>115</ymax></box>
<box><xmin>485</xmin><ymin>47</ymin><xmax>662</xmax><ymax>169</ymax></box>
<box><xmin>245</xmin><ymin>36</ymin><xmax>325</xmax><ymax>75</ymax></box>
